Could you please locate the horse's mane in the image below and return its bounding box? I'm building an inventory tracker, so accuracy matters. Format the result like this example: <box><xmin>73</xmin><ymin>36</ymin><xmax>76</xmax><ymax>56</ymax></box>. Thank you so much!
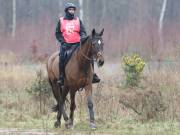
<box><xmin>81</xmin><ymin>36</ymin><xmax>91</xmax><ymax>45</ymax></box>
<box><xmin>74</xmin><ymin>36</ymin><xmax>91</xmax><ymax>53</ymax></box>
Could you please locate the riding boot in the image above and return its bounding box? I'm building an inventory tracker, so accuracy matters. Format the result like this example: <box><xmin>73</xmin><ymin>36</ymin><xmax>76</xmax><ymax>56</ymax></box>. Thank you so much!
<box><xmin>57</xmin><ymin>64</ymin><xmax>64</xmax><ymax>85</ymax></box>
<box><xmin>57</xmin><ymin>53</ymin><xmax>65</xmax><ymax>86</ymax></box>
<box><xmin>92</xmin><ymin>61</ymin><xmax>100</xmax><ymax>83</ymax></box>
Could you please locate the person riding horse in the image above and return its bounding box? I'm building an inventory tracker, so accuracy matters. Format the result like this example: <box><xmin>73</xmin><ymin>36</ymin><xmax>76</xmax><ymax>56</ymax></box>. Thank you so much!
<box><xmin>55</xmin><ymin>2</ymin><xmax>100</xmax><ymax>85</ymax></box>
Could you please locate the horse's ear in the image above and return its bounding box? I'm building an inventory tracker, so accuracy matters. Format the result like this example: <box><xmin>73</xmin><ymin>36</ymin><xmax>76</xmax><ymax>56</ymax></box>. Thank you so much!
<box><xmin>92</xmin><ymin>29</ymin><xmax>96</xmax><ymax>36</ymax></box>
<box><xmin>99</xmin><ymin>28</ymin><xmax>104</xmax><ymax>36</ymax></box>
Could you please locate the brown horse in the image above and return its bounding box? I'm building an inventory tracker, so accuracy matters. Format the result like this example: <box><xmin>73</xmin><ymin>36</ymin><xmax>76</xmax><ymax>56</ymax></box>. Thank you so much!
<box><xmin>46</xmin><ymin>28</ymin><xmax>104</xmax><ymax>129</ymax></box>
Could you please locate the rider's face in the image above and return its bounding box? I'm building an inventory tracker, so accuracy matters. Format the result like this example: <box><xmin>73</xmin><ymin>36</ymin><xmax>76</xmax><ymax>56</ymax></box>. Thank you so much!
<box><xmin>68</xmin><ymin>8</ymin><xmax>75</xmax><ymax>15</ymax></box>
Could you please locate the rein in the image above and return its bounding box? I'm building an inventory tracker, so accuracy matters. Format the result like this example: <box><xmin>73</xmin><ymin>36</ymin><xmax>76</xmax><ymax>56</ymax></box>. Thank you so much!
<box><xmin>79</xmin><ymin>37</ymin><xmax>94</xmax><ymax>62</ymax></box>
<box><xmin>80</xmin><ymin>50</ymin><xmax>94</xmax><ymax>62</ymax></box>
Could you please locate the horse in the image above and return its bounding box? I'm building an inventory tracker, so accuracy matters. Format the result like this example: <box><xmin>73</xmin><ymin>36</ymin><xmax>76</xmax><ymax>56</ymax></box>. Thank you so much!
<box><xmin>46</xmin><ymin>28</ymin><xmax>104</xmax><ymax>129</ymax></box>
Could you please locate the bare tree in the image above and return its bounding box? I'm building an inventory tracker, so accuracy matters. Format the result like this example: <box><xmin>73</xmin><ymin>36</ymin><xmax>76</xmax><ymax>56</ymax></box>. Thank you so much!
<box><xmin>12</xmin><ymin>0</ymin><xmax>16</xmax><ymax>38</ymax></box>
<box><xmin>159</xmin><ymin>0</ymin><xmax>167</xmax><ymax>45</ymax></box>
<box><xmin>79</xmin><ymin>0</ymin><xmax>83</xmax><ymax>21</ymax></box>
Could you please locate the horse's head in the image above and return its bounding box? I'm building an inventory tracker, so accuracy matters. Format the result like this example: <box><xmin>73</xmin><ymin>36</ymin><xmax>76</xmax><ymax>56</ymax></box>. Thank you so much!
<box><xmin>91</xmin><ymin>28</ymin><xmax>105</xmax><ymax>67</ymax></box>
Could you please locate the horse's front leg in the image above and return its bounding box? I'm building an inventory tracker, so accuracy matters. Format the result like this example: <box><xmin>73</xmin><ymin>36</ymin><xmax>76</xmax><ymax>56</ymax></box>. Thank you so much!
<box><xmin>66</xmin><ymin>90</ymin><xmax>76</xmax><ymax>129</ymax></box>
<box><xmin>85</xmin><ymin>85</ymin><xmax>96</xmax><ymax>129</ymax></box>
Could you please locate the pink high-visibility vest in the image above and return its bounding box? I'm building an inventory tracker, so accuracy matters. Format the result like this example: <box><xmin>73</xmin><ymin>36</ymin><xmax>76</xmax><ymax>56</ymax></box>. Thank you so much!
<box><xmin>60</xmin><ymin>17</ymin><xmax>80</xmax><ymax>43</ymax></box>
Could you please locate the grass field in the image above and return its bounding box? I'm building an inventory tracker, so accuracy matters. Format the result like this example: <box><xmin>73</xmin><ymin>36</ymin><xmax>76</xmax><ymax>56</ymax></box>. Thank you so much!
<box><xmin>0</xmin><ymin>52</ymin><xmax>180</xmax><ymax>135</ymax></box>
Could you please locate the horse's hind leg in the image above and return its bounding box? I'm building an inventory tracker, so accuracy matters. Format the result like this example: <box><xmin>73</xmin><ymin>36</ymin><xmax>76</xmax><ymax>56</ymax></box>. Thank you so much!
<box><xmin>55</xmin><ymin>86</ymin><xmax>69</xmax><ymax>128</ymax></box>
<box><xmin>49</xmin><ymin>79</ymin><xmax>68</xmax><ymax>127</ymax></box>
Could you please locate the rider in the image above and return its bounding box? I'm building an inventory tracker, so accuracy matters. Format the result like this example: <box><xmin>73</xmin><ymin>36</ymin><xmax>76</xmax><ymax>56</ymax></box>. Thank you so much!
<box><xmin>55</xmin><ymin>2</ymin><xmax>100</xmax><ymax>85</ymax></box>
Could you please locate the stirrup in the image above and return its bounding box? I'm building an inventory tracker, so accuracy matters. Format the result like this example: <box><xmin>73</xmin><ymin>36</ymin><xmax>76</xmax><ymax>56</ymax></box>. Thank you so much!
<box><xmin>57</xmin><ymin>76</ymin><xmax>64</xmax><ymax>86</ymax></box>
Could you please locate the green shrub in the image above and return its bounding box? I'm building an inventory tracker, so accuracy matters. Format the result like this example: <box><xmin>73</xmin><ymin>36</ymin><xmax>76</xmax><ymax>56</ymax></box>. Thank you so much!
<box><xmin>122</xmin><ymin>53</ymin><xmax>145</xmax><ymax>87</ymax></box>
<box><xmin>26</xmin><ymin>69</ymin><xmax>52</xmax><ymax>114</ymax></box>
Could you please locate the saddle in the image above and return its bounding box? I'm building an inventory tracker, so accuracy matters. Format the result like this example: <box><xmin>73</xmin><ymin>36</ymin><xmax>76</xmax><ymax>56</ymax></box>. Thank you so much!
<box><xmin>63</xmin><ymin>45</ymin><xmax>78</xmax><ymax>66</ymax></box>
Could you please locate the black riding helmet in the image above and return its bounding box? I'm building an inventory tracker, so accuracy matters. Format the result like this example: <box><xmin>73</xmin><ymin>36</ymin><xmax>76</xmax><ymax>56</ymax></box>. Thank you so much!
<box><xmin>64</xmin><ymin>2</ymin><xmax>76</xmax><ymax>12</ymax></box>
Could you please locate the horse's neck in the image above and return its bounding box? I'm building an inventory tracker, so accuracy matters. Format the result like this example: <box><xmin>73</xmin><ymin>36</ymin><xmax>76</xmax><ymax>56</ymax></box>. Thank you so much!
<box><xmin>65</xmin><ymin>38</ymin><xmax>92</xmax><ymax>80</ymax></box>
<box><xmin>77</xmin><ymin>37</ymin><xmax>92</xmax><ymax>68</ymax></box>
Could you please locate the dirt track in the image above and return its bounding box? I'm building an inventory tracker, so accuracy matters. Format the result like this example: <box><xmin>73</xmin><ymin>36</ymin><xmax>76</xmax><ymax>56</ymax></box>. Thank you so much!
<box><xmin>0</xmin><ymin>128</ymin><xmax>112</xmax><ymax>135</ymax></box>
<box><xmin>0</xmin><ymin>128</ymin><xmax>55</xmax><ymax>135</ymax></box>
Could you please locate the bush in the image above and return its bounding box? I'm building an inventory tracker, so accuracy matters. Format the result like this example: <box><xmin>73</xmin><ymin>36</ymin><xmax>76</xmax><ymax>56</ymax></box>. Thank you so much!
<box><xmin>122</xmin><ymin>53</ymin><xmax>145</xmax><ymax>87</ymax></box>
<box><xmin>26</xmin><ymin>69</ymin><xmax>52</xmax><ymax>114</ymax></box>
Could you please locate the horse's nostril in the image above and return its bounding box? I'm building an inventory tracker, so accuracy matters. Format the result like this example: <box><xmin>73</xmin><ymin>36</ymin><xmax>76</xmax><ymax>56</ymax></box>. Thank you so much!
<box><xmin>99</xmin><ymin>60</ymin><xmax>104</xmax><ymax>66</ymax></box>
<box><xmin>101</xmin><ymin>61</ymin><xmax>104</xmax><ymax>65</ymax></box>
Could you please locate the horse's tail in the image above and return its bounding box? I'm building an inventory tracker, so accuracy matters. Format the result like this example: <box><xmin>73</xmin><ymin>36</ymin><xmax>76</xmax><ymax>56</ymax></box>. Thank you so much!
<box><xmin>52</xmin><ymin>104</ymin><xmax>58</xmax><ymax>112</ymax></box>
<box><xmin>48</xmin><ymin>77</ymin><xmax>60</xmax><ymax>112</ymax></box>
<box><xmin>51</xmin><ymin>99</ymin><xmax>70</xmax><ymax>112</ymax></box>
<box><xmin>49</xmin><ymin>78</ymin><xmax>66</xmax><ymax>113</ymax></box>
<box><xmin>48</xmin><ymin>78</ymin><xmax>52</xmax><ymax>87</ymax></box>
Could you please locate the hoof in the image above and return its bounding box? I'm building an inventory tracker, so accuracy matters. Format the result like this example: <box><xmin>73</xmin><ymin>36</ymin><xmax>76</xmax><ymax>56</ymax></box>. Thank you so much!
<box><xmin>54</xmin><ymin>121</ymin><xmax>61</xmax><ymax>128</ymax></box>
<box><xmin>89</xmin><ymin>122</ymin><xmax>96</xmax><ymax>130</ymax></box>
<box><xmin>67</xmin><ymin>124</ymin><xmax>74</xmax><ymax>129</ymax></box>
<box><xmin>65</xmin><ymin>121</ymin><xmax>69</xmax><ymax>129</ymax></box>
<box><xmin>65</xmin><ymin>120</ymin><xmax>74</xmax><ymax>129</ymax></box>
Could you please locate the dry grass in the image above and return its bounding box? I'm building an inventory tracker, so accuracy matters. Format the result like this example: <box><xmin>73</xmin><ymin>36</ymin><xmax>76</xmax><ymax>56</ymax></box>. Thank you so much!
<box><xmin>0</xmin><ymin>57</ymin><xmax>55</xmax><ymax>129</ymax></box>
<box><xmin>0</xmin><ymin>53</ymin><xmax>180</xmax><ymax>134</ymax></box>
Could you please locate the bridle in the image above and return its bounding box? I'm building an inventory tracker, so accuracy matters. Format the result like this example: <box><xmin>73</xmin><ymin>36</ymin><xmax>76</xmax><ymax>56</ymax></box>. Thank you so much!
<box><xmin>79</xmin><ymin>36</ymin><xmax>103</xmax><ymax>62</ymax></box>
<box><xmin>79</xmin><ymin>37</ymin><xmax>94</xmax><ymax>62</ymax></box>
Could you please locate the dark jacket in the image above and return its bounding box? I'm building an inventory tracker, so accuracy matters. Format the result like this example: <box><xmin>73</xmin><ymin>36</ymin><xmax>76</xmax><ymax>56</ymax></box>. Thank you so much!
<box><xmin>55</xmin><ymin>15</ymin><xmax>87</xmax><ymax>44</ymax></box>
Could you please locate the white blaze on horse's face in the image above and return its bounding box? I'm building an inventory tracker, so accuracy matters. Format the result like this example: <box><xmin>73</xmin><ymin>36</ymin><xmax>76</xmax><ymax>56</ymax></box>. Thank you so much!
<box><xmin>98</xmin><ymin>40</ymin><xmax>101</xmax><ymax>45</ymax></box>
